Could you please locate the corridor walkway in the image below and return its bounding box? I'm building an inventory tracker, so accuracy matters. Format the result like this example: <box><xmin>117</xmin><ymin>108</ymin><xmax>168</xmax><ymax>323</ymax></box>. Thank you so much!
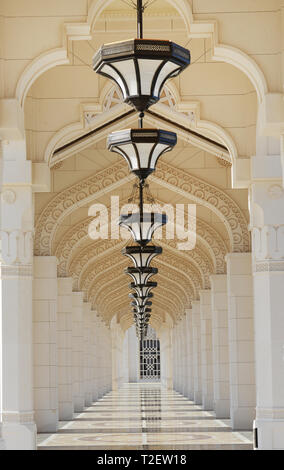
<box><xmin>38</xmin><ymin>384</ymin><xmax>253</xmax><ymax>450</ymax></box>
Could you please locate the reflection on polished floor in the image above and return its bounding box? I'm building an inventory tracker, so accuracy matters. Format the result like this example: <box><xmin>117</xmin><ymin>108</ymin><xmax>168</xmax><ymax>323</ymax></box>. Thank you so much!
<box><xmin>38</xmin><ymin>384</ymin><xmax>253</xmax><ymax>450</ymax></box>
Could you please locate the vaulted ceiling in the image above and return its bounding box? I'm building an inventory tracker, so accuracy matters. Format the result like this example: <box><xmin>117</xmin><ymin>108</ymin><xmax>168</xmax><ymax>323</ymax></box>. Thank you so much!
<box><xmin>27</xmin><ymin>0</ymin><xmax>255</xmax><ymax>330</ymax></box>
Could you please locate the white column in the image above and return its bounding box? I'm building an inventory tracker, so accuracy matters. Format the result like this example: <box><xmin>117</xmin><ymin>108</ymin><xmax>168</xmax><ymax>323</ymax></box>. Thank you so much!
<box><xmin>164</xmin><ymin>326</ymin><xmax>173</xmax><ymax>390</ymax></box>
<box><xmin>176</xmin><ymin>322</ymin><xmax>182</xmax><ymax>393</ymax></box>
<box><xmin>0</xmin><ymin>147</ymin><xmax>36</xmax><ymax>449</ymax></box>
<box><xmin>127</xmin><ymin>325</ymin><xmax>139</xmax><ymax>383</ymax></box>
<box><xmin>200</xmin><ymin>290</ymin><xmax>214</xmax><ymax>410</ymax></box>
<box><xmin>97</xmin><ymin>316</ymin><xmax>106</xmax><ymax>397</ymax></box>
<box><xmin>105</xmin><ymin>326</ymin><xmax>112</xmax><ymax>392</ymax></box>
<box><xmin>250</xmin><ymin>175</ymin><xmax>284</xmax><ymax>449</ymax></box>
<box><xmin>180</xmin><ymin>317</ymin><xmax>187</xmax><ymax>396</ymax></box>
<box><xmin>192</xmin><ymin>301</ymin><xmax>202</xmax><ymax>404</ymax></box>
<box><xmin>181</xmin><ymin>319</ymin><xmax>188</xmax><ymax>396</ymax></box>
<box><xmin>83</xmin><ymin>302</ymin><xmax>93</xmax><ymax>406</ymax></box>
<box><xmin>72</xmin><ymin>292</ymin><xmax>84</xmax><ymax>412</ymax></box>
<box><xmin>110</xmin><ymin>317</ymin><xmax>123</xmax><ymax>391</ymax></box>
<box><xmin>101</xmin><ymin>320</ymin><xmax>109</xmax><ymax>396</ymax></box>
<box><xmin>185</xmin><ymin>309</ymin><xmax>194</xmax><ymax>400</ymax></box>
<box><xmin>90</xmin><ymin>310</ymin><xmax>98</xmax><ymax>401</ymax></box>
<box><xmin>226</xmin><ymin>253</ymin><xmax>256</xmax><ymax>430</ymax></box>
<box><xmin>210</xmin><ymin>275</ymin><xmax>230</xmax><ymax>418</ymax></box>
<box><xmin>33</xmin><ymin>256</ymin><xmax>58</xmax><ymax>432</ymax></box>
<box><xmin>172</xmin><ymin>326</ymin><xmax>177</xmax><ymax>390</ymax></box>
<box><xmin>57</xmin><ymin>278</ymin><xmax>73</xmax><ymax>420</ymax></box>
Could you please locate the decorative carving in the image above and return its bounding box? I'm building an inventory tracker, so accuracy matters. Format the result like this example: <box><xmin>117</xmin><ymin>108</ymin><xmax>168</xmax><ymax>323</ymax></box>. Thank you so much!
<box><xmin>0</xmin><ymin>264</ymin><xmax>33</xmax><ymax>278</ymax></box>
<box><xmin>101</xmin><ymin>84</ymin><xmax>177</xmax><ymax>114</ymax></box>
<box><xmin>1</xmin><ymin>189</ymin><xmax>16</xmax><ymax>204</ymax></box>
<box><xmin>252</xmin><ymin>224</ymin><xmax>284</xmax><ymax>261</ymax></box>
<box><xmin>254</xmin><ymin>260</ymin><xmax>284</xmax><ymax>273</ymax></box>
<box><xmin>256</xmin><ymin>408</ymin><xmax>284</xmax><ymax>420</ymax></box>
<box><xmin>34</xmin><ymin>161</ymin><xmax>130</xmax><ymax>256</ymax></box>
<box><xmin>1</xmin><ymin>231</ymin><xmax>33</xmax><ymax>265</ymax></box>
<box><xmin>35</xmin><ymin>161</ymin><xmax>248</xmax><ymax>257</ymax></box>
<box><xmin>267</xmin><ymin>184</ymin><xmax>284</xmax><ymax>200</ymax></box>
<box><xmin>2</xmin><ymin>411</ymin><xmax>35</xmax><ymax>424</ymax></box>
<box><xmin>216</xmin><ymin>156</ymin><xmax>232</xmax><ymax>168</ymax></box>
<box><xmin>52</xmin><ymin>161</ymin><xmax>63</xmax><ymax>170</ymax></box>
<box><xmin>153</xmin><ymin>161</ymin><xmax>250</xmax><ymax>253</ymax></box>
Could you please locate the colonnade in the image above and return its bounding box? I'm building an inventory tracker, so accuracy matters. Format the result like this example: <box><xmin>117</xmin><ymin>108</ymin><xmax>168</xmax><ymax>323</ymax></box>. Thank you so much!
<box><xmin>172</xmin><ymin>253</ymin><xmax>255</xmax><ymax>429</ymax></box>
<box><xmin>32</xmin><ymin>255</ymin><xmax>112</xmax><ymax>435</ymax></box>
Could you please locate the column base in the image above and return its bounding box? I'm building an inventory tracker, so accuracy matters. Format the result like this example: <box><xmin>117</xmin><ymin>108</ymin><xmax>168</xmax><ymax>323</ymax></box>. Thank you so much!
<box><xmin>92</xmin><ymin>390</ymin><xmax>99</xmax><ymax>402</ymax></box>
<box><xmin>230</xmin><ymin>407</ymin><xmax>255</xmax><ymax>430</ymax></box>
<box><xmin>73</xmin><ymin>396</ymin><xmax>85</xmax><ymax>412</ymax></box>
<box><xmin>59</xmin><ymin>402</ymin><xmax>74</xmax><ymax>421</ymax></box>
<box><xmin>35</xmin><ymin>410</ymin><xmax>58</xmax><ymax>433</ymax></box>
<box><xmin>254</xmin><ymin>418</ymin><xmax>284</xmax><ymax>450</ymax></box>
<box><xmin>188</xmin><ymin>391</ymin><xmax>194</xmax><ymax>401</ymax></box>
<box><xmin>202</xmin><ymin>394</ymin><xmax>214</xmax><ymax>411</ymax></box>
<box><xmin>2</xmin><ymin>422</ymin><xmax>37</xmax><ymax>450</ymax></box>
<box><xmin>214</xmin><ymin>399</ymin><xmax>230</xmax><ymax>419</ymax></box>
<box><xmin>194</xmin><ymin>391</ymin><xmax>202</xmax><ymax>405</ymax></box>
<box><xmin>0</xmin><ymin>425</ymin><xmax>5</xmax><ymax>450</ymax></box>
<box><xmin>84</xmin><ymin>393</ymin><xmax>93</xmax><ymax>407</ymax></box>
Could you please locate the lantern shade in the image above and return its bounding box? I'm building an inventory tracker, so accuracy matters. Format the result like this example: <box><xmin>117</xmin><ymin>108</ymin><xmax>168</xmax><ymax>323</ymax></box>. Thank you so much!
<box><xmin>107</xmin><ymin>128</ymin><xmax>177</xmax><ymax>181</ymax></box>
<box><xmin>130</xmin><ymin>281</ymin><xmax>157</xmax><ymax>297</ymax></box>
<box><xmin>119</xmin><ymin>212</ymin><xmax>167</xmax><ymax>246</ymax></box>
<box><xmin>133</xmin><ymin>307</ymin><xmax>152</xmax><ymax>315</ymax></box>
<box><xmin>93</xmin><ymin>39</ymin><xmax>190</xmax><ymax>112</ymax></box>
<box><xmin>129</xmin><ymin>292</ymin><xmax>153</xmax><ymax>301</ymax></box>
<box><xmin>131</xmin><ymin>299</ymin><xmax>152</xmax><ymax>309</ymax></box>
<box><xmin>123</xmin><ymin>245</ymin><xmax>162</xmax><ymax>268</ymax></box>
<box><xmin>125</xmin><ymin>266</ymin><xmax>157</xmax><ymax>285</ymax></box>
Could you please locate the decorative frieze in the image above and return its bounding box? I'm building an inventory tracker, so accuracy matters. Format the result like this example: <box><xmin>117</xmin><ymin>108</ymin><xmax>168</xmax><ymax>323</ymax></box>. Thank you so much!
<box><xmin>254</xmin><ymin>259</ymin><xmax>284</xmax><ymax>273</ymax></box>
<box><xmin>256</xmin><ymin>408</ymin><xmax>284</xmax><ymax>420</ymax></box>
<box><xmin>2</xmin><ymin>411</ymin><xmax>35</xmax><ymax>424</ymax></box>
<box><xmin>252</xmin><ymin>224</ymin><xmax>284</xmax><ymax>261</ymax></box>
<box><xmin>0</xmin><ymin>264</ymin><xmax>33</xmax><ymax>278</ymax></box>
<box><xmin>1</xmin><ymin>230</ymin><xmax>33</xmax><ymax>265</ymax></box>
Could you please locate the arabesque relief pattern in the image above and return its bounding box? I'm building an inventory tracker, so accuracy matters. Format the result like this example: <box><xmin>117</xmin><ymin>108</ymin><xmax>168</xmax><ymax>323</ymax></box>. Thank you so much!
<box><xmin>33</xmin><ymin>159</ymin><xmax>249</xmax><ymax>324</ymax></box>
<box><xmin>35</xmin><ymin>161</ymin><xmax>249</xmax><ymax>256</ymax></box>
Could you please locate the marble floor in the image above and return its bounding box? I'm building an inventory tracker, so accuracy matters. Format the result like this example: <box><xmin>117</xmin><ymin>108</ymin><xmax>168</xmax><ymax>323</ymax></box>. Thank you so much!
<box><xmin>37</xmin><ymin>383</ymin><xmax>253</xmax><ymax>450</ymax></box>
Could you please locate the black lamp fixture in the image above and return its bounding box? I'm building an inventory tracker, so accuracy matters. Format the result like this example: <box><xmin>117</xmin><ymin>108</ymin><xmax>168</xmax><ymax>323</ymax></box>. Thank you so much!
<box><xmin>131</xmin><ymin>299</ymin><xmax>152</xmax><ymax>308</ymax></box>
<box><xmin>122</xmin><ymin>245</ymin><xmax>162</xmax><ymax>268</ymax></box>
<box><xmin>125</xmin><ymin>266</ymin><xmax>158</xmax><ymax>285</ymax></box>
<box><xmin>92</xmin><ymin>1</ymin><xmax>191</xmax><ymax>338</ymax></box>
<box><xmin>93</xmin><ymin>0</ymin><xmax>190</xmax><ymax>114</ymax></box>
<box><xmin>133</xmin><ymin>306</ymin><xmax>152</xmax><ymax>314</ymax></box>
<box><xmin>130</xmin><ymin>281</ymin><xmax>157</xmax><ymax>298</ymax></box>
<box><xmin>119</xmin><ymin>212</ymin><xmax>167</xmax><ymax>246</ymax></box>
<box><xmin>107</xmin><ymin>128</ymin><xmax>177</xmax><ymax>182</ymax></box>
<box><xmin>129</xmin><ymin>291</ymin><xmax>153</xmax><ymax>301</ymax></box>
<box><xmin>129</xmin><ymin>293</ymin><xmax>153</xmax><ymax>310</ymax></box>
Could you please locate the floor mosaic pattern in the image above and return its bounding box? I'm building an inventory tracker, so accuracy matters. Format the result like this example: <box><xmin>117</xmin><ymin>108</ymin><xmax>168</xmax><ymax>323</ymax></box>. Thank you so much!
<box><xmin>38</xmin><ymin>384</ymin><xmax>253</xmax><ymax>450</ymax></box>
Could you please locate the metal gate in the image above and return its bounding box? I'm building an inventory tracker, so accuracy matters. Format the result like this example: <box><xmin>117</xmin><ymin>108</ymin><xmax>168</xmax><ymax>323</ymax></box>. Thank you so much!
<box><xmin>139</xmin><ymin>327</ymin><xmax>160</xmax><ymax>381</ymax></box>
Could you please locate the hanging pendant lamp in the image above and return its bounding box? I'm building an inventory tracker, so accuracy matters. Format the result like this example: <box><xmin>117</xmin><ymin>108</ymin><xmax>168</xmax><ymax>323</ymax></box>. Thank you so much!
<box><xmin>129</xmin><ymin>291</ymin><xmax>153</xmax><ymax>301</ymax></box>
<box><xmin>119</xmin><ymin>212</ymin><xmax>167</xmax><ymax>246</ymax></box>
<box><xmin>125</xmin><ymin>266</ymin><xmax>157</xmax><ymax>285</ymax></box>
<box><xmin>130</xmin><ymin>281</ymin><xmax>157</xmax><ymax>297</ymax></box>
<box><xmin>93</xmin><ymin>1</ymin><xmax>190</xmax><ymax>113</ymax></box>
<box><xmin>131</xmin><ymin>299</ymin><xmax>152</xmax><ymax>309</ymax></box>
<box><xmin>107</xmin><ymin>128</ymin><xmax>177</xmax><ymax>182</ymax></box>
<box><xmin>93</xmin><ymin>39</ymin><xmax>190</xmax><ymax>113</ymax></box>
<box><xmin>133</xmin><ymin>306</ymin><xmax>152</xmax><ymax>314</ymax></box>
<box><xmin>122</xmin><ymin>245</ymin><xmax>162</xmax><ymax>268</ymax></box>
